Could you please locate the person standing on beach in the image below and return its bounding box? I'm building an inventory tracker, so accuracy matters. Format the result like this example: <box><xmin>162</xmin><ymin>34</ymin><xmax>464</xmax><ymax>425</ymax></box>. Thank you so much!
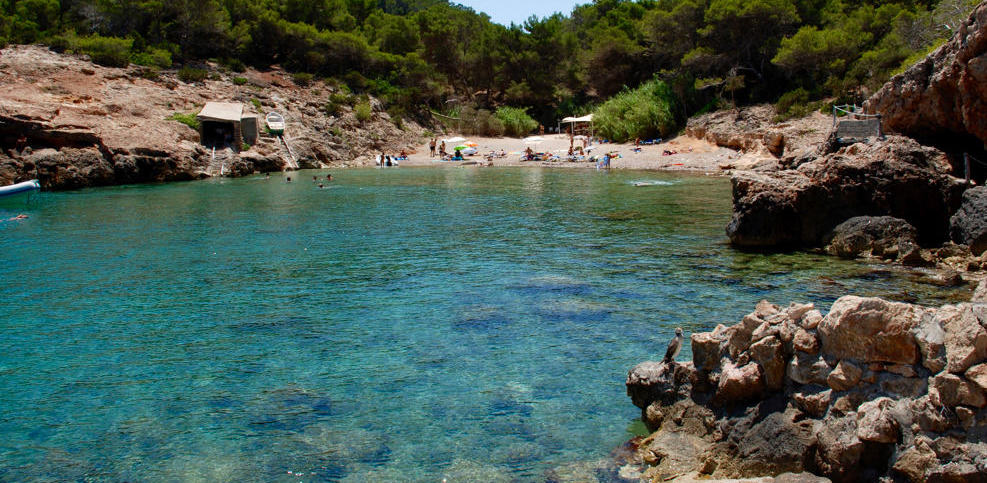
<box><xmin>439</xmin><ymin>141</ymin><xmax>446</xmax><ymax>156</ymax></box>
<box><xmin>429</xmin><ymin>138</ymin><xmax>437</xmax><ymax>157</ymax></box>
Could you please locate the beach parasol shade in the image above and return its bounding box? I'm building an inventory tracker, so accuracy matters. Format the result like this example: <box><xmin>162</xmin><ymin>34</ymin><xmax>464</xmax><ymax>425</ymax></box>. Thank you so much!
<box><xmin>444</xmin><ymin>136</ymin><xmax>466</xmax><ymax>143</ymax></box>
<box><xmin>454</xmin><ymin>145</ymin><xmax>468</xmax><ymax>150</ymax></box>
<box><xmin>465</xmin><ymin>142</ymin><xmax>478</xmax><ymax>147</ymax></box>
<box><xmin>523</xmin><ymin>136</ymin><xmax>545</xmax><ymax>144</ymax></box>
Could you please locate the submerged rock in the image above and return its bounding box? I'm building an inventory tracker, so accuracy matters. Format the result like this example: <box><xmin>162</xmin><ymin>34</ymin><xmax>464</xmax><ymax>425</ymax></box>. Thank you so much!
<box><xmin>823</xmin><ymin>216</ymin><xmax>918</xmax><ymax>259</ymax></box>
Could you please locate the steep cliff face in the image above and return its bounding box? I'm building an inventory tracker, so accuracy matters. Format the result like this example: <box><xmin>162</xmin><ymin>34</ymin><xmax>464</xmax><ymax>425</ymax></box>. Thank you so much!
<box><xmin>0</xmin><ymin>45</ymin><xmax>424</xmax><ymax>190</ymax></box>
<box><xmin>866</xmin><ymin>2</ymin><xmax>987</xmax><ymax>161</ymax></box>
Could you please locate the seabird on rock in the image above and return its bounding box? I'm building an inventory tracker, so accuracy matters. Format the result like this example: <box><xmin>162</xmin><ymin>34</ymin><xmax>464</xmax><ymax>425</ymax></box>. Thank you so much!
<box><xmin>663</xmin><ymin>327</ymin><xmax>683</xmax><ymax>363</ymax></box>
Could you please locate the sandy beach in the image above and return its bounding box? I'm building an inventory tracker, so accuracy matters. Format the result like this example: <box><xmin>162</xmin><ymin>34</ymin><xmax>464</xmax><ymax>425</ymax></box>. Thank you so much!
<box><xmin>393</xmin><ymin>133</ymin><xmax>740</xmax><ymax>173</ymax></box>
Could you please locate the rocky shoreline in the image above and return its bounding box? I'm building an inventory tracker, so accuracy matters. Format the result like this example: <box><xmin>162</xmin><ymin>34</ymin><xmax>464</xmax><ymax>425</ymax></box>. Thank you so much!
<box><xmin>618</xmin><ymin>4</ymin><xmax>987</xmax><ymax>482</ymax></box>
<box><xmin>0</xmin><ymin>45</ymin><xmax>424</xmax><ymax>191</ymax></box>
<box><xmin>623</xmin><ymin>281</ymin><xmax>987</xmax><ymax>482</ymax></box>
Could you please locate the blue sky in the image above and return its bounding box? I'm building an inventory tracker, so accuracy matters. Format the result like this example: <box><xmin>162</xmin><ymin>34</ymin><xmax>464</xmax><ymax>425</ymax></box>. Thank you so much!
<box><xmin>456</xmin><ymin>0</ymin><xmax>584</xmax><ymax>26</ymax></box>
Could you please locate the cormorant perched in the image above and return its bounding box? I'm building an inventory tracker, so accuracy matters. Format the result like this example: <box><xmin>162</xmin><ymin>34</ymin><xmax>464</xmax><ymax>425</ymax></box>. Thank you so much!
<box><xmin>663</xmin><ymin>327</ymin><xmax>684</xmax><ymax>363</ymax></box>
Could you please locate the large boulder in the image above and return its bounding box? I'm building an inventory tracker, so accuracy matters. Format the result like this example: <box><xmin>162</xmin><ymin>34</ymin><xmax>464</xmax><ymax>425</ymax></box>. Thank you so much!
<box><xmin>913</xmin><ymin>312</ymin><xmax>947</xmax><ymax>373</ymax></box>
<box><xmin>974</xmin><ymin>279</ymin><xmax>987</xmax><ymax>303</ymax></box>
<box><xmin>937</xmin><ymin>303</ymin><xmax>987</xmax><ymax>373</ymax></box>
<box><xmin>715</xmin><ymin>361</ymin><xmax>765</xmax><ymax>405</ymax></box>
<box><xmin>817</xmin><ymin>296</ymin><xmax>928</xmax><ymax>365</ymax></box>
<box><xmin>685</xmin><ymin>105</ymin><xmax>831</xmax><ymax>159</ymax></box>
<box><xmin>626</xmin><ymin>361</ymin><xmax>694</xmax><ymax>411</ymax></box>
<box><xmin>827</xmin><ymin>360</ymin><xmax>863</xmax><ymax>392</ymax></box>
<box><xmin>865</xmin><ymin>3</ymin><xmax>987</xmax><ymax>158</ymax></box>
<box><xmin>727</xmin><ymin>136</ymin><xmax>961</xmax><ymax>248</ymax></box>
<box><xmin>823</xmin><ymin>216</ymin><xmax>918</xmax><ymax>259</ymax></box>
<box><xmin>626</xmin><ymin>361</ymin><xmax>677</xmax><ymax>410</ymax></box>
<box><xmin>950</xmin><ymin>186</ymin><xmax>987</xmax><ymax>255</ymax></box>
<box><xmin>930</xmin><ymin>372</ymin><xmax>986</xmax><ymax>408</ymax></box>
<box><xmin>814</xmin><ymin>416</ymin><xmax>864</xmax><ymax>481</ymax></box>
<box><xmin>692</xmin><ymin>327</ymin><xmax>728</xmax><ymax>372</ymax></box>
<box><xmin>701</xmin><ymin>406</ymin><xmax>819</xmax><ymax>479</ymax></box>
<box><xmin>855</xmin><ymin>397</ymin><xmax>899</xmax><ymax>444</ymax></box>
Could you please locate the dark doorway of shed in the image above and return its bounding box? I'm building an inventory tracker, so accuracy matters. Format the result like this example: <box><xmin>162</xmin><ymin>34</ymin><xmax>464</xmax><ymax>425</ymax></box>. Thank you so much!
<box><xmin>202</xmin><ymin>121</ymin><xmax>235</xmax><ymax>148</ymax></box>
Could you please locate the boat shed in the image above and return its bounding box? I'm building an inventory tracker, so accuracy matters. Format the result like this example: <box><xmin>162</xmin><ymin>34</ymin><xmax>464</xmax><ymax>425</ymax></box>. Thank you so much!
<box><xmin>197</xmin><ymin>102</ymin><xmax>259</xmax><ymax>148</ymax></box>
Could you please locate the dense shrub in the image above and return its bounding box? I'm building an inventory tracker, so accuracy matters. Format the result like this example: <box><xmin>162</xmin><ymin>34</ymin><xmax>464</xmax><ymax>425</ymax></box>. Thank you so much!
<box><xmin>494</xmin><ymin>107</ymin><xmax>538</xmax><ymax>137</ymax></box>
<box><xmin>774</xmin><ymin>88</ymin><xmax>810</xmax><ymax>120</ymax></box>
<box><xmin>292</xmin><ymin>72</ymin><xmax>314</xmax><ymax>86</ymax></box>
<box><xmin>324</xmin><ymin>101</ymin><xmax>342</xmax><ymax>116</ymax></box>
<box><xmin>139</xmin><ymin>67</ymin><xmax>160</xmax><ymax>80</ymax></box>
<box><xmin>131</xmin><ymin>47</ymin><xmax>172</xmax><ymax>69</ymax></box>
<box><xmin>70</xmin><ymin>34</ymin><xmax>133</xmax><ymax>67</ymax></box>
<box><xmin>594</xmin><ymin>78</ymin><xmax>678</xmax><ymax>142</ymax></box>
<box><xmin>224</xmin><ymin>58</ymin><xmax>246</xmax><ymax>72</ymax></box>
<box><xmin>233</xmin><ymin>76</ymin><xmax>248</xmax><ymax>85</ymax></box>
<box><xmin>178</xmin><ymin>66</ymin><xmax>208</xmax><ymax>83</ymax></box>
<box><xmin>354</xmin><ymin>101</ymin><xmax>372</xmax><ymax>122</ymax></box>
<box><xmin>167</xmin><ymin>112</ymin><xmax>200</xmax><ymax>131</ymax></box>
<box><xmin>773</xmin><ymin>88</ymin><xmax>829</xmax><ymax>121</ymax></box>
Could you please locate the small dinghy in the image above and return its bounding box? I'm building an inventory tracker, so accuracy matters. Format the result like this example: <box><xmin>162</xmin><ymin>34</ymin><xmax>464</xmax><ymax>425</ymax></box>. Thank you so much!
<box><xmin>0</xmin><ymin>179</ymin><xmax>40</xmax><ymax>198</ymax></box>
<box><xmin>266</xmin><ymin>112</ymin><xmax>285</xmax><ymax>135</ymax></box>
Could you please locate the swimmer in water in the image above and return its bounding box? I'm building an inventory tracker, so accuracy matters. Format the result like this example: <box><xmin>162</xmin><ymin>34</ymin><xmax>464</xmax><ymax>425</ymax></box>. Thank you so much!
<box><xmin>4</xmin><ymin>214</ymin><xmax>28</xmax><ymax>222</ymax></box>
<box><xmin>327</xmin><ymin>174</ymin><xmax>333</xmax><ymax>181</ymax></box>
<box><xmin>318</xmin><ymin>183</ymin><xmax>324</xmax><ymax>189</ymax></box>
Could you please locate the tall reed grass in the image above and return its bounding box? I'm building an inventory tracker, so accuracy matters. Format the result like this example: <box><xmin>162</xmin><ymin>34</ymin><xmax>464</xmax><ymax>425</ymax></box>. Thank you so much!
<box><xmin>594</xmin><ymin>79</ymin><xmax>678</xmax><ymax>142</ymax></box>
<box><xmin>494</xmin><ymin>107</ymin><xmax>538</xmax><ymax>137</ymax></box>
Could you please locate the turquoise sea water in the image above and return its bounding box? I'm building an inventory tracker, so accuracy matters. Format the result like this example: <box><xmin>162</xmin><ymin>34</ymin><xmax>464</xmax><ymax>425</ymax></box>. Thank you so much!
<box><xmin>0</xmin><ymin>168</ymin><xmax>970</xmax><ymax>481</ymax></box>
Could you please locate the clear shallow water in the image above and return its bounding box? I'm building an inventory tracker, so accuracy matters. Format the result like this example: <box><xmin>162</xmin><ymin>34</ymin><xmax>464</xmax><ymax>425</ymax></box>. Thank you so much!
<box><xmin>0</xmin><ymin>168</ymin><xmax>971</xmax><ymax>481</ymax></box>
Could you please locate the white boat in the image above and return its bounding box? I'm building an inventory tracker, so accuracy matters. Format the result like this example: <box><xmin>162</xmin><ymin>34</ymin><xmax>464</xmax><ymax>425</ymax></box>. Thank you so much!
<box><xmin>0</xmin><ymin>179</ymin><xmax>40</xmax><ymax>198</ymax></box>
<box><xmin>266</xmin><ymin>112</ymin><xmax>285</xmax><ymax>134</ymax></box>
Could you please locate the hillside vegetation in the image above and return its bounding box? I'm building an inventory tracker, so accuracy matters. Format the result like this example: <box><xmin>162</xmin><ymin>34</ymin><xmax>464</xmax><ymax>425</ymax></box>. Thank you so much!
<box><xmin>0</xmin><ymin>0</ymin><xmax>978</xmax><ymax>140</ymax></box>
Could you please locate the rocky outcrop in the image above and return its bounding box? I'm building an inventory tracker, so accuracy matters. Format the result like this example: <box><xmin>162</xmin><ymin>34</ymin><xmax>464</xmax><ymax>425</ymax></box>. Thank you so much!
<box><xmin>622</xmin><ymin>294</ymin><xmax>987</xmax><ymax>482</ymax></box>
<box><xmin>951</xmin><ymin>186</ymin><xmax>987</xmax><ymax>255</ymax></box>
<box><xmin>866</xmin><ymin>2</ymin><xmax>987</xmax><ymax>154</ymax></box>
<box><xmin>727</xmin><ymin>135</ymin><xmax>964</xmax><ymax>248</ymax></box>
<box><xmin>823</xmin><ymin>216</ymin><xmax>918</xmax><ymax>259</ymax></box>
<box><xmin>685</xmin><ymin>105</ymin><xmax>831</xmax><ymax>162</ymax></box>
<box><xmin>0</xmin><ymin>45</ymin><xmax>424</xmax><ymax>190</ymax></box>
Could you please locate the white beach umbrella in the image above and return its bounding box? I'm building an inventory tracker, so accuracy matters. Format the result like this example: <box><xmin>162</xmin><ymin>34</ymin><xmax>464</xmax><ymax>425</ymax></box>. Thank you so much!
<box><xmin>523</xmin><ymin>136</ymin><xmax>545</xmax><ymax>144</ymax></box>
<box><xmin>444</xmin><ymin>136</ymin><xmax>466</xmax><ymax>143</ymax></box>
